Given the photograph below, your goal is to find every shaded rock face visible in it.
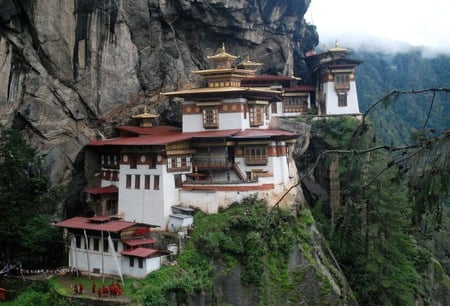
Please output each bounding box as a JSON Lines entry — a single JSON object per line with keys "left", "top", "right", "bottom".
{"left": 0, "top": 0, "right": 318, "bottom": 187}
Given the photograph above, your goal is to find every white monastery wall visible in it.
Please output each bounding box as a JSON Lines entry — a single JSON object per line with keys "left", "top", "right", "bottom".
{"left": 323, "top": 81, "right": 360, "bottom": 115}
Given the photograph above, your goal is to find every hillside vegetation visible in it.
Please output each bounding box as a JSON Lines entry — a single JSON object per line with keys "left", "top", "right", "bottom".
{"left": 299, "top": 115, "right": 449, "bottom": 305}
{"left": 355, "top": 50, "right": 450, "bottom": 144}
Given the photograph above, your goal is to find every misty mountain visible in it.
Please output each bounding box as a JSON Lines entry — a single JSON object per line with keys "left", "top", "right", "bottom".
{"left": 353, "top": 49, "right": 450, "bottom": 144}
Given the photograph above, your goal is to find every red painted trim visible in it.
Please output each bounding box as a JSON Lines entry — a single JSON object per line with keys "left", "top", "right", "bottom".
{"left": 182, "top": 183, "right": 274, "bottom": 191}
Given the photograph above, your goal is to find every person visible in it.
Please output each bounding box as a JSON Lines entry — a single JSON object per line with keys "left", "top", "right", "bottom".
{"left": 102, "top": 284, "right": 108, "bottom": 296}
{"left": 92, "top": 282, "right": 96, "bottom": 294}
{"left": 97, "top": 288, "right": 102, "bottom": 298}
{"left": 79, "top": 283, "right": 83, "bottom": 294}
{"left": 109, "top": 283, "right": 116, "bottom": 296}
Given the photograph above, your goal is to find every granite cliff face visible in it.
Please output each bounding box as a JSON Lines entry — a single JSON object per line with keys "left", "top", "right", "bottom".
{"left": 0, "top": 0, "right": 318, "bottom": 186}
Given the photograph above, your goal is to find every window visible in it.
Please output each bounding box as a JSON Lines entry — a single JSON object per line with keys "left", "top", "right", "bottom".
{"left": 107, "top": 199, "right": 117, "bottom": 215}
{"left": 126, "top": 175, "right": 132, "bottom": 188}
{"left": 249, "top": 105, "right": 265, "bottom": 126}
{"left": 338, "top": 92, "right": 347, "bottom": 107}
{"left": 93, "top": 238, "right": 99, "bottom": 251}
{"left": 129, "top": 257, "right": 134, "bottom": 267}
{"left": 334, "top": 74, "right": 350, "bottom": 90}
{"left": 284, "top": 97, "right": 308, "bottom": 113}
{"left": 113, "top": 240, "right": 118, "bottom": 252}
{"left": 144, "top": 175, "right": 150, "bottom": 190}
{"left": 103, "top": 239, "right": 109, "bottom": 252}
{"left": 202, "top": 107, "right": 218, "bottom": 128}
{"left": 135, "top": 175, "right": 140, "bottom": 189}
{"left": 244, "top": 146, "right": 268, "bottom": 165}
{"left": 271, "top": 102, "right": 277, "bottom": 114}
{"left": 174, "top": 174, "right": 182, "bottom": 188}
{"left": 138, "top": 258, "right": 144, "bottom": 269}
{"left": 154, "top": 175, "right": 160, "bottom": 190}
{"left": 130, "top": 155, "right": 137, "bottom": 169}
{"left": 148, "top": 156, "right": 156, "bottom": 169}
{"left": 75, "top": 236, "right": 81, "bottom": 248}
{"left": 167, "top": 156, "right": 191, "bottom": 172}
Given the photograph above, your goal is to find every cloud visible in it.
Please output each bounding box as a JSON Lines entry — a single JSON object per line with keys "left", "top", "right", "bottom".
{"left": 306, "top": 0, "right": 450, "bottom": 56}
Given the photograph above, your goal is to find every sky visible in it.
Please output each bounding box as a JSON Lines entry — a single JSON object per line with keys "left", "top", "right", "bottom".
{"left": 305, "top": 0, "right": 450, "bottom": 54}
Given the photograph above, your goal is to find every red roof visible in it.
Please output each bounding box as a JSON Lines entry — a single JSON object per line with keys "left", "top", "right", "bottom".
{"left": 88, "top": 128, "right": 244, "bottom": 147}
{"left": 88, "top": 132, "right": 192, "bottom": 146}
{"left": 55, "top": 216, "right": 137, "bottom": 233}
{"left": 88, "top": 216, "right": 112, "bottom": 222}
{"left": 233, "top": 128, "right": 299, "bottom": 139}
{"left": 84, "top": 185, "right": 118, "bottom": 195}
{"left": 121, "top": 247, "right": 159, "bottom": 258}
{"left": 283, "top": 85, "right": 315, "bottom": 92}
{"left": 187, "top": 129, "right": 241, "bottom": 138}
{"left": 122, "top": 237, "right": 157, "bottom": 247}
{"left": 117, "top": 125, "right": 181, "bottom": 136}
{"left": 87, "top": 121, "right": 298, "bottom": 147}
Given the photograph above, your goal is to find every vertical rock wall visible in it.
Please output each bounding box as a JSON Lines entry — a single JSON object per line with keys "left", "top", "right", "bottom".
{"left": 0, "top": 0, "right": 318, "bottom": 186}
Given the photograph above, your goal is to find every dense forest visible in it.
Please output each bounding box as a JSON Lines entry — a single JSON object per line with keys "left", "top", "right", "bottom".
{"left": 302, "top": 48, "right": 450, "bottom": 305}
{"left": 354, "top": 49, "right": 450, "bottom": 144}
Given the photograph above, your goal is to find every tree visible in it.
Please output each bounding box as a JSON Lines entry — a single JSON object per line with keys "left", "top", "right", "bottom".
{"left": 0, "top": 127, "right": 62, "bottom": 266}
{"left": 300, "top": 95, "right": 449, "bottom": 305}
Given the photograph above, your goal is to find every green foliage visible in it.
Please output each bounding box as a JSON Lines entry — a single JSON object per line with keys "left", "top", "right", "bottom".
{"left": 127, "top": 243, "right": 215, "bottom": 306}
{"left": 0, "top": 127, "right": 63, "bottom": 267}
{"left": 306, "top": 117, "right": 445, "bottom": 305}
{"left": 3, "top": 281, "right": 67, "bottom": 306}
{"left": 310, "top": 116, "right": 360, "bottom": 149}
{"left": 128, "top": 197, "right": 329, "bottom": 305}
{"left": 355, "top": 50, "right": 450, "bottom": 145}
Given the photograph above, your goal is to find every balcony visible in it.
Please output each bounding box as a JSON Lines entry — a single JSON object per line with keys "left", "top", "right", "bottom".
{"left": 191, "top": 158, "right": 231, "bottom": 171}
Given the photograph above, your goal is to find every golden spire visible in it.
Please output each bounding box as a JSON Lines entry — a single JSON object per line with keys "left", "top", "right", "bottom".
{"left": 132, "top": 106, "right": 159, "bottom": 127}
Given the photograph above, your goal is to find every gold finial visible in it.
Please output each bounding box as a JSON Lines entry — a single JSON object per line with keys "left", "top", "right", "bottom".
{"left": 335, "top": 40, "right": 339, "bottom": 48}
{"left": 222, "top": 42, "right": 226, "bottom": 52}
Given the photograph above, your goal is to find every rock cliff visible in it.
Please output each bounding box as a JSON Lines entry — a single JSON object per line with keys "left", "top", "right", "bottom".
{"left": 0, "top": 0, "right": 318, "bottom": 186}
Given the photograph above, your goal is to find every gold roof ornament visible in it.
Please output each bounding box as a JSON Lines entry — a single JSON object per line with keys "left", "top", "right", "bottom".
{"left": 329, "top": 40, "right": 348, "bottom": 52}
{"left": 207, "top": 43, "right": 239, "bottom": 69}
{"left": 207, "top": 43, "right": 239, "bottom": 60}
{"left": 132, "top": 106, "right": 159, "bottom": 127}
{"left": 239, "top": 55, "right": 262, "bottom": 71}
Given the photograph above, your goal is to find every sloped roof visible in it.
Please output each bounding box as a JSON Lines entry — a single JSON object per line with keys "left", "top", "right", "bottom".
{"left": 116, "top": 125, "right": 181, "bottom": 136}
{"left": 55, "top": 216, "right": 137, "bottom": 233}
{"left": 283, "top": 85, "right": 316, "bottom": 92}
{"left": 87, "top": 124, "right": 298, "bottom": 147}
{"left": 122, "top": 237, "right": 157, "bottom": 247}
{"left": 120, "top": 247, "right": 159, "bottom": 258}
{"left": 232, "top": 128, "right": 299, "bottom": 139}
{"left": 162, "top": 86, "right": 280, "bottom": 97}
{"left": 84, "top": 185, "right": 118, "bottom": 195}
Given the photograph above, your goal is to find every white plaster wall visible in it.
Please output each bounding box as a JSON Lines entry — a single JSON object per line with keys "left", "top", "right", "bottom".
{"left": 323, "top": 81, "right": 360, "bottom": 115}
{"left": 182, "top": 114, "right": 204, "bottom": 132}
{"left": 161, "top": 170, "right": 182, "bottom": 225}
{"left": 118, "top": 164, "right": 165, "bottom": 226}
{"left": 121, "top": 256, "right": 161, "bottom": 278}
{"left": 179, "top": 185, "right": 296, "bottom": 214}
{"left": 179, "top": 190, "right": 219, "bottom": 213}
{"left": 69, "top": 248, "right": 122, "bottom": 276}
{"left": 219, "top": 112, "right": 248, "bottom": 130}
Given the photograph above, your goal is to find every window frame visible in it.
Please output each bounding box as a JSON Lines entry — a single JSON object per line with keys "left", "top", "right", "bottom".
{"left": 126, "top": 174, "right": 132, "bottom": 189}
{"left": 153, "top": 175, "right": 160, "bottom": 190}
{"left": 249, "top": 105, "right": 265, "bottom": 126}
{"left": 202, "top": 106, "right": 219, "bottom": 128}
{"left": 134, "top": 174, "right": 140, "bottom": 189}
{"left": 244, "top": 146, "right": 268, "bottom": 165}
{"left": 337, "top": 91, "right": 348, "bottom": 107}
